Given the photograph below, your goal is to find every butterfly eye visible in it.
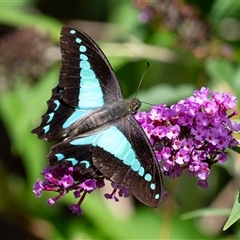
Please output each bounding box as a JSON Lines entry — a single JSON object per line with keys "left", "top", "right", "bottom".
{"left": 132, "top": 108, "right": 138, "bottom": 114}
{"left": 130, "top": 98, "right": 141, "bottom": 114}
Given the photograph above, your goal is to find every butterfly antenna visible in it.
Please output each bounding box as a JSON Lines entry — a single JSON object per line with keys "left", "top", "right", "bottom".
{"left": 140, "top": 100, "right": 152, "bottom": 106}
{"left": 134, "top": 62, "right": 150, "bottom": 99}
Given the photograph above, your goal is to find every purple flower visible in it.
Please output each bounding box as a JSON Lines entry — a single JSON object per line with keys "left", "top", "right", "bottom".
{"left": 134, "top": 87, "right": 240, "bottom": 188}
{"left": 33, "top": 164, "right": 106, "bottom": 215}
{"left": 79, "top": 179, "right": 96, "bottom": 193}
{"left": 182, "top": 139, "right": 193, "bottom": 152}
{"left": 69, "top": 204, "right": 83, "bottom": 216}
{"left": 48, "top": 198, "right": 56, "bottom": 205}
{"left": 218, "top": 152, "right": 228, "bottom": 163}
{"left": 161, "top": 147, "right": 172, "bottom": 161}
{"left": 197, "top": 180, "right": 209, "bottom": 189}
{"left": 204, "top": 101, "right": 218, "bottom": 117}
{"left": 59, "top": 175, "right": 74, "bottom": 188}
{"left": 33, "top": 179, "right": 43, "bottom": 197}
{"left": 166, "top": 125, "right": 180, "bottom": 139}
{"left": 104, "top": 192, "right": 119, "bottom": 202}
{"left": 33, "top": 163, "right": 129, "bottom": 215}
{"left": 73, "top": 190, "right": 81, "bottom": 198}
{"left": 175, "top": 149, "right": 189, "bottom": 164}
{"left": 104, "top": 182, "right": 130, "bottom": 202}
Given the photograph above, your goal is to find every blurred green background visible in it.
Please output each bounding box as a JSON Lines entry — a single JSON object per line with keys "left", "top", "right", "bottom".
{"left": 0, "top": 0, "right": 240, "bottom": 239}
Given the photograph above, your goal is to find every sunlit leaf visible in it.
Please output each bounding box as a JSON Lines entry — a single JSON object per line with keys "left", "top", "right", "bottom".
{"left": 223, "top": 190, "right": 240, "bottom": 230}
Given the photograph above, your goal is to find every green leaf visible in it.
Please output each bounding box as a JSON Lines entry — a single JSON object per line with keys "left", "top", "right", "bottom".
{"left": 230, "top": 146, "right": 240, "bottom": 155}
{"left": 223, "top": 190, "right": 240, "bottom": 230}
{"left": 205, "top": 59, "right": 235, "bottom": 84}
{"left": 0, "top": 66, "right": 59, "bottom": 187}
{"left": 181, "top": 208, "right": 230, "bottom": 220}
{"left": 0, "top": 3, "right": 62, "bottom": 41}
{"left": 210, "top": 0, "right": 240, "bottom": 24}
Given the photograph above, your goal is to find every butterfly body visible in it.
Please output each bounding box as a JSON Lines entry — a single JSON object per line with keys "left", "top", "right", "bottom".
{"left": 32, "top": 26, "right": 163, "bottom": 207}
{"left": 66, "top": 98, "right": 141, "bottom": 138}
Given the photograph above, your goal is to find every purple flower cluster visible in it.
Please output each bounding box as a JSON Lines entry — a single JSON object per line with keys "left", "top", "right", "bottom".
{"left": 135, "top": 87, "right": 240, "bottom": 188}
{"left": 33, "top": 164, "right": 129, "bottom": 215}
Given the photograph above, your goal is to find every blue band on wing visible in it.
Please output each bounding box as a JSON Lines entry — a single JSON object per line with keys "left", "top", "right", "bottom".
{"left": 42, "top": 29, "right": 105, "bottom": 133}
{"left": 43, "top": 100, "right": 61, "bottom": 134}
{"left": 62, "top": 109, "right": 88, "bottom": 129}
{"left": 60, "top": 29, "right": 105, "bottom": 130}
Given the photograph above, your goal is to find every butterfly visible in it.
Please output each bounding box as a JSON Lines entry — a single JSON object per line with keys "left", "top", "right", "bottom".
{"left": 32, "top": 26, "right": 163, "bottom": 207}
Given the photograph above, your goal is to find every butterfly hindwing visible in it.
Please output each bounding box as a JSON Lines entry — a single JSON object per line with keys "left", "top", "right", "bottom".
{"left": 92, "top": 116, "right": 163, "bottom": 207}
{"left": 49, "top": 142, "right": 101, "bottom": 177}
{"left": 32, "top": 26, "right": 122, "bottom": 141}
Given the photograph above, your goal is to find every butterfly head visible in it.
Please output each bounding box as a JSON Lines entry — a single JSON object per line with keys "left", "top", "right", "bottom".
{"left": 129, "top": 98, "right": 141, "bottom": 114}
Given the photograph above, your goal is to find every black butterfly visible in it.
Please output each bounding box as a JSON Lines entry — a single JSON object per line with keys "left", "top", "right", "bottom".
{"left": 32, "top": 26, "right": 163, "bottom": 207}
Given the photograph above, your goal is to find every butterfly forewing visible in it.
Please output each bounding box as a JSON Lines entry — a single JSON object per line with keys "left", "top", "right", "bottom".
{"left": 60, "top": 26, "right": 123, "bottom": 106}
{"left": 32, "top": 26, "right": 122, "bottom": 141}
